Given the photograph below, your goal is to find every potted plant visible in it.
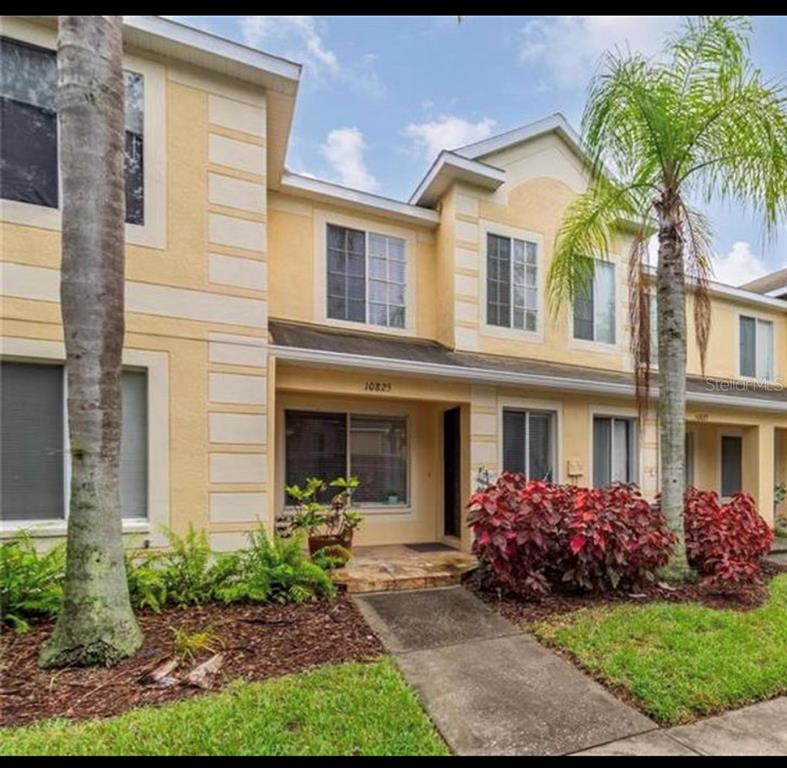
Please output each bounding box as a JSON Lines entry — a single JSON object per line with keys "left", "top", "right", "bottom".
{"left": 285, "top": 476, "right": 363, "bottom": 556}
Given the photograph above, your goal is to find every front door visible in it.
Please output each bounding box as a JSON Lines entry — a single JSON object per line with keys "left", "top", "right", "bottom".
{"left": 443, "top": 407, "right": 461, "bottom": 538}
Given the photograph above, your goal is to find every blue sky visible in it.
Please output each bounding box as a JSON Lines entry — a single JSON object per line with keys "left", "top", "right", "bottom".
{"left": 175, "top": 15, "right": 786, "bottom": 285}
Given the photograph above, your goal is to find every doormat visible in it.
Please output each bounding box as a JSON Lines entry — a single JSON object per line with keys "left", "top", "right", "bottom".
{"left": 406, "top": 542, "right": 456, "bottom": 553}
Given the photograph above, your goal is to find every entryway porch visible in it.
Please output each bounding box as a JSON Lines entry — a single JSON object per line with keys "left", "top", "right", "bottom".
{"left": 333, "top": 543, "right": 478, "bottom": 594}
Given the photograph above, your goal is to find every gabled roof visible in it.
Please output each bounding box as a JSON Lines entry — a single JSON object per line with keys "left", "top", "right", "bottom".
{"left": 740, "top": 266, "right": 787, "bottom": 299}
{"left": 454, "top": 113, "right": 586, "bottom": 163}
{"left": 409, "top": 113, "right": 590, "bottom": 208}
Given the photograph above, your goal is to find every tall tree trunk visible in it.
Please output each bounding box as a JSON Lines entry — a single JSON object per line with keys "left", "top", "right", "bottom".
{"left": 655, "top": 192, "right": 693, "bottom": 580}
{"left": 40, "top": 16, "right": 142, "bottom": 668}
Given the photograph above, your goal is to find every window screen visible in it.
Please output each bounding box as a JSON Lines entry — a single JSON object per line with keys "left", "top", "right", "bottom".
{"left": 574, "top": 260, "right": 615, "bottom": 343}
{"left": 0, "top": 36, "right": 144, "bottom": 222}
{"left": 739, "top": 316, "right": 756, "bottom": 378}
{"left": 502, "top": 409, "right": 555, "bottom": 481}
{"left": 721, "top": 436, "right": 742, "bottom": 498}
{"left": 350, "top": 415, "right": 407, "bottom": 504}
{"left": 573, "top": 271, "right": 594, "bottom": 340}
{"left": 1, "top": 362, "right": 64, "bottom": 520}
{"left": 327, "top": 225, "right": 366, "bottom": 323}
{"left": 120, "top": 370, "right": 148, "bottom": 518}
{"left": 593, "top": 416, "right": 635, "bottom": 487}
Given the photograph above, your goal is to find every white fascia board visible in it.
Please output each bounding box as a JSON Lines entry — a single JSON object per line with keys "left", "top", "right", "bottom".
{"left": 642, "top": 265, "right": 787, "bottom": 312}
{"left": 270, "top": 345, "right": 787, "bottom": 414}
{"left": 123, "top": 16, "right": 301, "bottom": 95}
{"left": 765, "top": 286, "right": 787, "bottom": 299}
{"left": 280, "top": 172, "right": 439, "bottom": 227}
{"left": 409, "top": 151, "right": 506, "bottom": 207}
{"left": 454, "top": 113, "right": 586, "bottom": 163}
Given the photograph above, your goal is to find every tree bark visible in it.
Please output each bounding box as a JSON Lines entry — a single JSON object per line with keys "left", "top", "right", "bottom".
{"left": 655, "top": 191, "right": 693, "bottom": 580}
{"left": 40, "top": 16, "right": 142, "bottom": 667}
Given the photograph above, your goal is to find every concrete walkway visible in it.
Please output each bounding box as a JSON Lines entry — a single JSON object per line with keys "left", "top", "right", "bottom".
{"left": 353, "top": 587, "right": 656, "bottom": 755}
{"left": 575, "top": 697, "right": 787, "bottom": 756}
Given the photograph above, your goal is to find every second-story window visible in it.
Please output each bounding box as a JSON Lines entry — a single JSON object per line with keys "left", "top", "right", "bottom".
{"left": 326, "top": 224, "right": 406, "bottom": 329}
{"left": 739, "top": 315, "right": 774, "bottom": 380}
{"left": 573, "top": 259, "right": 615, "bottom": 344}
{"left": 486, "top": 233, "right": 538, "bottom": 331}
{"left": 0, "top": 36, "right": 145, "bottom": 225}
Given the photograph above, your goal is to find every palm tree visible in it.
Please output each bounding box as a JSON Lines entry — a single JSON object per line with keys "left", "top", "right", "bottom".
{"left": 40, "top": 16, "right": 142, "bottom": 667}
{"left": 547, "top": 16, "right": 787, "bottom": 578}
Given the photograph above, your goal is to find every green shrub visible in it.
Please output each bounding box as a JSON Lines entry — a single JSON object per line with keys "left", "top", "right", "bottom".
{"left": 157, "top": 525, "right": 240, "bottom": 607}
{"left": 1, "top": 524, "right": 335, "bottom": 632}
{"left": 218, "top": 529, "right": 336, "bottom": 604}
{"left": 312, "top": 544, "right": 352, "bottom": 571}
{"left": 125, "top": 550, "right": 167, "bottom": 612}
{"left": 0, "top": 532, "right": 65, "bottom": 631}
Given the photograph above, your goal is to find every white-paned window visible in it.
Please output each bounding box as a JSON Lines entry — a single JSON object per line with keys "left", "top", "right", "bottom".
{"left": 486, "top": 233, "right": 538, "bottom": 331}
{"left": 573, "top": 260, "right": 616, "bottom": 344}
{"left": 326, "top": 224, "right": 406, "bottom": 329}
{"left": 739, "top": 315, "right": 774, "bottom": 380}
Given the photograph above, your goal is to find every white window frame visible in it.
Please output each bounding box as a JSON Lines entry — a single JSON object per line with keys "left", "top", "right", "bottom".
{"left": 479, "top": 220, "right": 544, "bottom": 342}
{"left": 0, "top": 339, "right": 170, "bottom": 544}
{"left": 314, "top": 210, "right": 417, "bottom": 337}
{"left": 589, "top": 409, "right": 639, "bottom": 488}
{"left": 0, "top": 19, "right": 167, "bottom": 249}
{"left": 737, "top": 312, "right": 776, "bottom": 382}
{"left": 282, "top": 408, "right": 411, "bottom": 510}
{"left": 570, "top": 258, "right": 619, "bottom": 350}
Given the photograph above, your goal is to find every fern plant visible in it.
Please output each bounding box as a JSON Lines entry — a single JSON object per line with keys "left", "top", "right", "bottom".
{"left": 0, "top": 532, "right": 65, "bottom": 632}
{"left": 218, "top": 528, "right": 335, "bottom": 604}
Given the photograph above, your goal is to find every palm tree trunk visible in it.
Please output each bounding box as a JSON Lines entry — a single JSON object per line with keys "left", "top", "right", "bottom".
{"left": 40, "top": 16, "right": 142, "bottom": 667}
{"left": 655, "top": 192, "right": 693, "bottom": 580}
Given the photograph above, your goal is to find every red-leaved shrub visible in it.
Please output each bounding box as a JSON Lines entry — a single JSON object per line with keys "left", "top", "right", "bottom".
{"left": 468, "top": 475, "right": 675, "bottom": 596}
{"left": 564, "top": 484, "right": 677, "bottom": 590}
{"left": 683, "top": 487, "right": 773, "bottom": 587}
{"left": 467, "top": 474, "right": 576, "bottom": 596}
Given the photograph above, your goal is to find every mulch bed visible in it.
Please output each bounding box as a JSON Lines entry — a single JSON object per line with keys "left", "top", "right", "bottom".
{"left": 465, "top": 559, "right": 787, "bottom": 626}
{"left": 0, "top": 596, "right": 383, "bottom": 729}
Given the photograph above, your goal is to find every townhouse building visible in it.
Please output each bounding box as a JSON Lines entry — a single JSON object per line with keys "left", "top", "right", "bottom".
{"left": 1, "top": 16, "right": 785, "bottom": 552}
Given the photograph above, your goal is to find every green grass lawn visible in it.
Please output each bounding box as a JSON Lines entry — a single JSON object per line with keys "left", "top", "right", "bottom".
{"left": 0, "top": 658, "right": 448, "bottom": 756}
{"left": 532, "top": 574, "right": 787, "bottom": 726}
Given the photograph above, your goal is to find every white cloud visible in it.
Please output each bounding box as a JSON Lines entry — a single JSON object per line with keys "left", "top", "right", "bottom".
{"left": 520, "top": 16, "right": 679, "bottom": 88}
{"left": 404, "top": 115, "right": 496, "bottom": 161}
{"left": 240, "top": 16, "right": 339, "bottom": 76}
{"left": 238, "top": 16, "right": 384, "bottom": 99}
{"left": 321, "top": 127, "right": 378, "bottom": 192}
{"left": 711, "top": 241, "right": 769, "bottom": 287}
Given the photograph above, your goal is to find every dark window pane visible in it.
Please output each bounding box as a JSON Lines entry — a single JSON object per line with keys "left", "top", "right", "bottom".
{"left": 124, "top": 130, "right": 144, "bottom": 225}
{"left": 502, "top": 410, "right": 526, "bottom": 475}
{"left": 574, "top": 271, "right": 594, "bottom": 340}
{"left": 593, "top": 417, "right": 611, "bottom": 487}
{"left": 739, "top": 316, "right": 756, "bottom": 377}
{"left": 0, "top": 97, "right": 58, "bottom": 207}
{"left": 285, "top": 411, "right": 347, "bottom": 504}
{"left": 1, "top": 362, "right": 64, "bottom": 520}
{"left": 487, "top": 234, "right": 512, "bottom": 328}
{"left": 721, "top": 436, "right": 742, "bottom": 497}
{"left": 350, "top": 415, "right": 407, "bottom": 504}
{"left": 326, "top": 224, "right": 366, "bottom": 322}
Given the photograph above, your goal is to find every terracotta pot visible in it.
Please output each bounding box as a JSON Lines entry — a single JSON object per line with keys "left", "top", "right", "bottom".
{"left": 308, "top": 532, "right": 353, "bottom": 556}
